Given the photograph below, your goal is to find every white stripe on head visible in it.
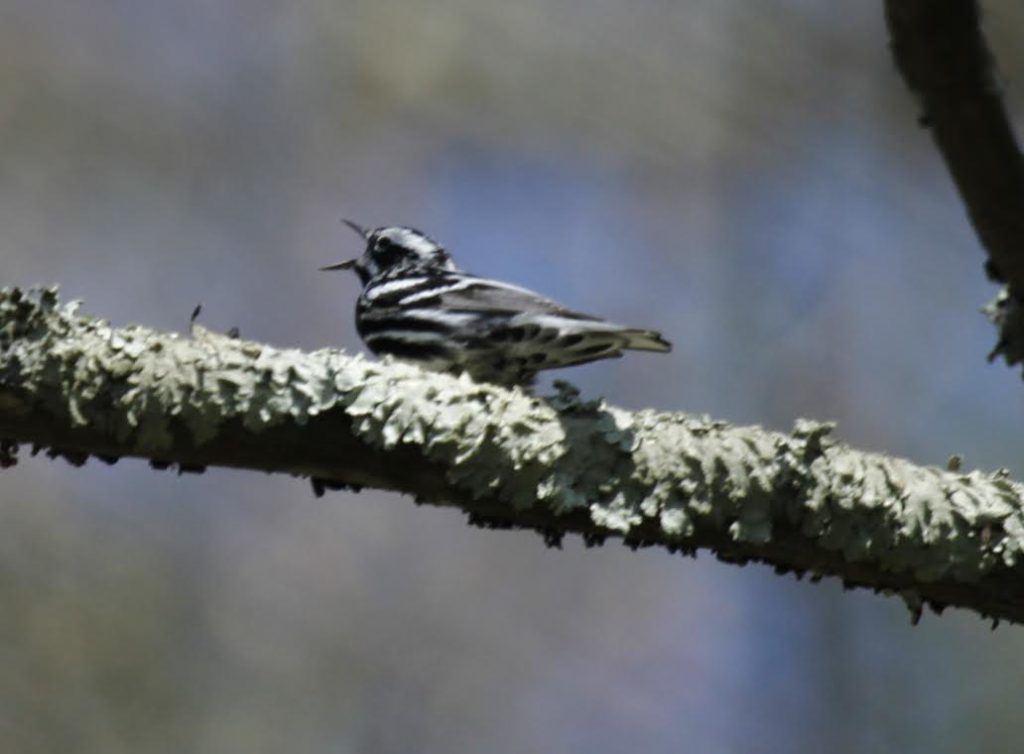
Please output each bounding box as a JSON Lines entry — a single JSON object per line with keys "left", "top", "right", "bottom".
{"left": 365, "top": 226, "right": 458, "bottom": 277}
{"left": 386, "top": 228, "right": 442, "bottom": 258}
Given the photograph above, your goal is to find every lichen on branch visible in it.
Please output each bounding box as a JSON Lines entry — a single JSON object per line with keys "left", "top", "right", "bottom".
{"left": 3, "top": 286, "right": 1024, "bottom": 624}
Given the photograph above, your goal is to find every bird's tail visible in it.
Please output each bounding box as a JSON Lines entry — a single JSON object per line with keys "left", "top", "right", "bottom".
{"left": 620, "top": 328, "right": 672, "bottom": 353}
{"left": 542, "top": 323, "right": 671, "bottom": 370}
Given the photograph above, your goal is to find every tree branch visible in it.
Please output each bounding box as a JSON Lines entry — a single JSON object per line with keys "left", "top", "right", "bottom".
{"left": 884, "top": 0, "right": 1024, "bottom": 367}
{"left": 3, "top": 287, "right": 1024, "bottom": 624}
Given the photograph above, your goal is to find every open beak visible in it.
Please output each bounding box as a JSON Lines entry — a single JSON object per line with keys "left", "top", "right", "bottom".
{"left": 319, "top": 258, "right": 358, "bottom": 271}
{"left": 341, "top": 219, "right": 369, "bottom": 238}
{"left": 320, "top": 218, "right": 369, "bottom": 271}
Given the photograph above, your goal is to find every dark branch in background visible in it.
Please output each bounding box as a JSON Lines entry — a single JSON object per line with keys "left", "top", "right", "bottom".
{"left": 4, "top": 288, "right": 1024, "bottom": 626}
{"left": 884, "top": 0, "right": 1024, "bottom": 367}
{"left": 885, "top": 0, "right": 1024, "bottom": 288}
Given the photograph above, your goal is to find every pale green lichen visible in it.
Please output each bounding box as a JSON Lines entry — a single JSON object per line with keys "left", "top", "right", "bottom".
{"left": 4, "top": 286, "right": 1024, "bottom": 601}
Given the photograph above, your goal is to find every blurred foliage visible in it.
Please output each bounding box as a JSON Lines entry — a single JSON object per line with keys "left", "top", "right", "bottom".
{"left": 3, "top": 1, "right": 1024, "bottom": 752}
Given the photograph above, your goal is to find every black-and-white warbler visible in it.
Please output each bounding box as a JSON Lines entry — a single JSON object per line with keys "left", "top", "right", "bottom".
{"left": 321, "top": 221, "right": 671, "bottom": 386}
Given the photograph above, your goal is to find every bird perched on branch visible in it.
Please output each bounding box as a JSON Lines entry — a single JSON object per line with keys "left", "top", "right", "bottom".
{"left": 321, "top": 221, "right": 671, "bottom": 386}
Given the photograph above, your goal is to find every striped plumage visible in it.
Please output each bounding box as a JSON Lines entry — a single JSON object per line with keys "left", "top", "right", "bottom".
{"left": 322, "top": 222, "right": 671, "bottom": 386}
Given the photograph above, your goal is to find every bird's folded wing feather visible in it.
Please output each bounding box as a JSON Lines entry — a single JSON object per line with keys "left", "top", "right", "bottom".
{"left": 406, "top": 274, "right": 601, "bottom": 320}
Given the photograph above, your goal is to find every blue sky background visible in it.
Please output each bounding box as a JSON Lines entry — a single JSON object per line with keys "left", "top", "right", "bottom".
{"left": 3, "top": 1, "right": 1024, "bottom": 751}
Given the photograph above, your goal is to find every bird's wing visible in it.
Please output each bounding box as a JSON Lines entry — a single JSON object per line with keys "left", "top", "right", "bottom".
{"left": 397, "top": 272, "right": 598, "bottom": 319}
{"left": 404, "top": 273, "right": 670, "bottom": 359}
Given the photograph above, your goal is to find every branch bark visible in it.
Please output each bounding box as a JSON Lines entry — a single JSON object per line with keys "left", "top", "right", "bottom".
{"left": 3, "top": 287, "right": 1024, "bottom": 624}
{"left": 884, "top": 0, "right": 1024, "bottom": 366}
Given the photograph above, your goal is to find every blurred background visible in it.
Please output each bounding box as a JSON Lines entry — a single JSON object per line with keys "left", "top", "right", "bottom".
{"left": 2, "top": 1, "right": 1024, "bottom": 752}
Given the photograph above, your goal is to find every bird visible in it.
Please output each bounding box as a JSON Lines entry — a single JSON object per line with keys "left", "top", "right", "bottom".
{"left": 321, "top": 221, "right": 671, "bottom": 386}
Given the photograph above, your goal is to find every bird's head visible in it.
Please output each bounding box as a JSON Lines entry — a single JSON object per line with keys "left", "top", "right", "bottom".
{"left": 321, "top": 221, "right": 456, "bottom": 285}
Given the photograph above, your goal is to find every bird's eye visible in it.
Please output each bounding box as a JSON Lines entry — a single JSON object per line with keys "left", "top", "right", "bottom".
{"left": 376, "top": 238, "right": 393, "bottom": 251}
